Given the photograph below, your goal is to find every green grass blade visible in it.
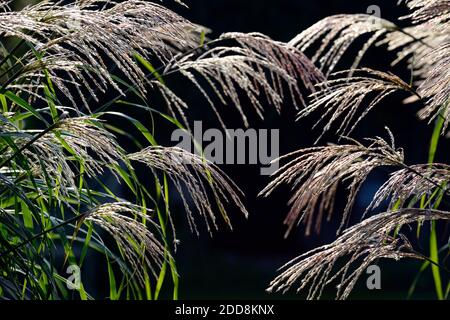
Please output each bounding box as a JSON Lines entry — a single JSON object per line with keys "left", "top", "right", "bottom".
{"left": 427, "top": 110, "right": 445, "bottom": 300}
{"left": 134, "top": 53, "right": 165, "bottom": 85}
{"left": 4, "top": 91, "right": 48, "bottom": 125}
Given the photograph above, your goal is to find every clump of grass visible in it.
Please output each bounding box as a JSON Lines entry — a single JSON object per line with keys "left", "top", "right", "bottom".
{"left": 0, "top": 0, "right": 322, "bottom": 300}
{"left": 263, "top": 0, "right": 450, "bottom": 300}
{"left": 267, "top": 209, "right": 449, "bottom": 300}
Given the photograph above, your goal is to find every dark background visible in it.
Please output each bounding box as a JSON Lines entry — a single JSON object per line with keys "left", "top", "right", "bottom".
{"left": 139, "top": 0, "right": 449, "bottom": 300}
